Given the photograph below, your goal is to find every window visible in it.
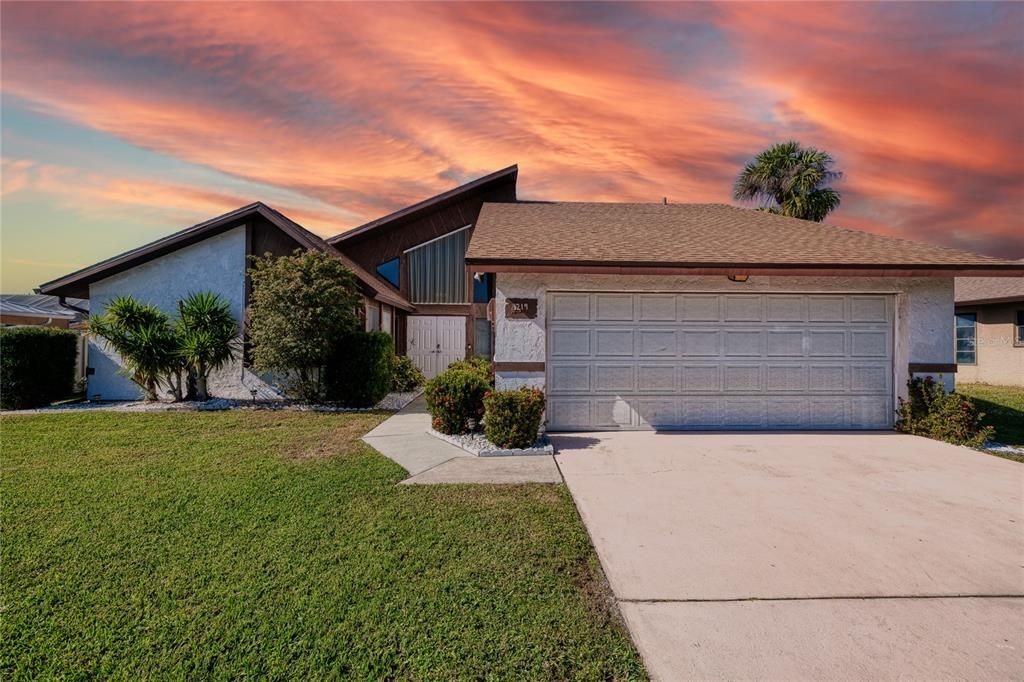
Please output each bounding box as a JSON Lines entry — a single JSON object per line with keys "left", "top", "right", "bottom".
{"left": 955, "top": 312, "right": 976, "bottom": 364}
{"left": 406, "top": 228, "right": 468, "bottom": 304}
{"left": 1016, "top": 310, "right": 1024, "bottom": 347}
{"left": 473, "top": 273, "right": 493, "bottom": 304}
{"left": 474, "top": 318, "right": 493, "bottom": 358}
{"left": 376, "top": 258, "right": 400, "bottom": 288}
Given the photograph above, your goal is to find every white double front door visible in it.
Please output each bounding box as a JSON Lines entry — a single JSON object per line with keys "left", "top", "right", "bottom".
{"left": 407, "top": 316, "right": 466, "bottom": 379}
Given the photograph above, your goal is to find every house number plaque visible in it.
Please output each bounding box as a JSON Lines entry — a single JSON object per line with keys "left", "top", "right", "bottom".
{"left": 505, "top": 298, "right": 538, "bottom": 319}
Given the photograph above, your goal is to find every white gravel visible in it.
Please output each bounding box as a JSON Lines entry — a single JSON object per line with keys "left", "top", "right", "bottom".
{"left": 427, "top": 428, "right": 553, "bottom": 457}
{"left": 2, "top": 391, "right": 422, "bottom": 415}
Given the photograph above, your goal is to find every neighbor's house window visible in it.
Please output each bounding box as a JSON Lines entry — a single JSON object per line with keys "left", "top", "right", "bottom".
{"left": 955, "top": 312, "right": 977, "bottom": 364}
{"left": 406, "top": 227, "right": 469, "bottom": 304}
{"left": 376, "top": 258, "right": 400, "bottom": 289}
{"left": 1016, "top": 310, "right": 1024, "bottom": 347}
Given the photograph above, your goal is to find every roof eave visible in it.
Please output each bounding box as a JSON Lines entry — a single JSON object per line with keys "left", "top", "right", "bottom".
{"left": 465, "top": 258, "right": 1024, "bottom": 278}
{"left": 326, "top": 165, "right": 518, "bottom": 245}
{"left": 955, "top": 295, "right": 1024, "bottom": 306}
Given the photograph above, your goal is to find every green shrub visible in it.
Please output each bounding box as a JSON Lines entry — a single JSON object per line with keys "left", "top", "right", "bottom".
{"left": 896, "top": 376, "right": 994, "bottom": 448}
{"left": 483, "top": 387, "right": 546, "bottom": 449}
{"left": 446, "top": 357, "right": 494, "bottom": 386}
{"left": 324, "top": 331, "right": 395, "bottom": 407}
{"left": 0, "top": 327, "right": 78, "bottom": 409}
{"left": 424, "top": 367, "right": 490, "bottom": 434}
{"left": 390, "top": 355, "right": 425, "bottom": 392}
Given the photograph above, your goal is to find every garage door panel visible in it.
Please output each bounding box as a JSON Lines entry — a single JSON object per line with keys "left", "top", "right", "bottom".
{"left": 723, "top": 365, "right": 762, "bottom": 392}
{"left": 767, "top": 330, "right": 804, "bottom": 356}
{"left": 638, "top": 294, "right": 676, "bottom": 321}
{"left": 681, "top": 330, "right": 720, "bottom": 356}
{"left": 595, "top": 329, "right": 633, "bottom": 356}
{"left": 546, "top": 292, "right": 893, "bottom": 431}
{"left": 681, "top": 365, "right": 720, "bottom": 391}
{"left": 638, "top": 365, "right": 676, "bottom": 391}
{"left": 724, "top": 330, "right": 762, "bottom": 356}
{"left": 638, "top": 329, "right": 676, "bottom": 356}
{"left": 595, "top": 294, "right": 634, "bottom": 321}
{"left": 550, "top": 328, "right": 591, "bottom": 356}
{"left": 724, "top": 295, "right": 763, "bottom": 321}
{"left": 550, "top": 293, "right": 590, "bottom": 320}
{"left": 594, "top": 365, "right": 635, "bottom": 392}
{"left": 680, "top": 295, "right": 720, "bottom": 321}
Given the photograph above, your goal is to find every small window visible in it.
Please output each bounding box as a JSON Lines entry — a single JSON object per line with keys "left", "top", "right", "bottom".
{"left": 473, "top": 273, "right": 493, "bottom": 304}
{"left": 955, "top": 312, "right": 977, "bottom": 365}
{"left": 376, "top": 258, "right": 400, "bottom": 288}
{"left": 1016, "top": 310, "right": 1024, "bottom": 347}
{"left": 474, "top": 318, "right": 493, "bottom": 358}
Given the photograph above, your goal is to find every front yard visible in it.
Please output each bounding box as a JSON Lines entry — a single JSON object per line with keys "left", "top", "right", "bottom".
{"left": 1, "top": 411, "right": 644, "bottom": 680}
{"left": 957, "top": 383, "right": 1024, "bottom": 461}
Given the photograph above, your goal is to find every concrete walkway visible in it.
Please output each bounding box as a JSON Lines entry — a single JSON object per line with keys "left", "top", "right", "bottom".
{"left": 553, "top": 430, "right": 1024, "bottom": 680}
{"left": 363, "top": 397, "right": 561, "bottom": 484}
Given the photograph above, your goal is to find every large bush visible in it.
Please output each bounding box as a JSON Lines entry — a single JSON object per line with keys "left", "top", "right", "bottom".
{"left": 390, "top": 355, "right": 425, "bottom": 392}
{"left": 247, "top": 250, "right": 362, "bottom": 401}
{"left": 446, "top": 357, "right": 494, "bottom": 386}
{"left": 483, "top": 387, "right": 546, "bottom": 449}
{"left": 0, "top": 327, "right": 78, "bottom": 409}
{"left": 424, "top": 367, "right": 490, "bottom": 434}
{"left": 324, "top": 331, "right": 394, "bottom": 407}
{"left": 896, "top": 376, "right": 993, "bottom": 448}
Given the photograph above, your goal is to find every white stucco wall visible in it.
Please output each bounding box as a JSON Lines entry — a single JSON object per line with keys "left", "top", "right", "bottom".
{"left": 87, "top": 226, "right": 281, "bottom": 401}
{"left": 494, "top": 273, "right": 955, "bottom": 399}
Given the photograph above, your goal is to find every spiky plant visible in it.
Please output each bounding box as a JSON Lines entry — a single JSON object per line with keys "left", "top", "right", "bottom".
{"left": 176, "top": 292, "right": 238, "bottom": 401}
{"left": 89, "top": 296, "right": 178, "bottom": 401}
{"left": 733, "top": 141, "right": 842, "bottom": 222}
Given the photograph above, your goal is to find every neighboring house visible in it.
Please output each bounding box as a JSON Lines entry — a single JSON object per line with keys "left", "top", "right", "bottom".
{"left": 0, "top": 294, "right": 88, "bottom": 328}
{"left": 38, "top": 165, "right": 1024, "bottom": 425}
{"left": 954, "top": 277, "right": 1024, "bottom": 386}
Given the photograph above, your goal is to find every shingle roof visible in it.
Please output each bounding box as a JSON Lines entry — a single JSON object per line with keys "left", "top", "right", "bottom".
{"left": 466, "top": 202, "right": 1023, "bottom": 273}
{"left": 955, "top": 276, "right": 1024, "bottom": 304}
{"left": 38, "top": 203, "right": 412, "bottom": 310}
{"left": 0, "top": 294, "right": 88, "bottom": 320}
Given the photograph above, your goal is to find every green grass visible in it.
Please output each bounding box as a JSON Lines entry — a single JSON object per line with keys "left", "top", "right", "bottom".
{"left": 957, "top": 383, "right": 1024, "bottom": 462}
{"left": 1, "top": 411, "right": 645, "bottom": 680}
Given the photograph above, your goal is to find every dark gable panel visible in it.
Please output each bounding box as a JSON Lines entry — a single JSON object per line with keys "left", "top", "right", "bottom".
{"left": 250, "top": 215, "right": 305, "bottom": 258}
{"left": 337, "top": 182, "right": 516, "bottom": 275}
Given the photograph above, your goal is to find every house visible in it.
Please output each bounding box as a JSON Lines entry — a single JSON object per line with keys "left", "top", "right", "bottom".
{"left": 39, "top": 166, "right": 1023, "bottom": 424}
{"left": 1, "top": 294, "right": 88, "bottom": 328}
{"left": 954, "top": 277, "right": 1024, "bottom": 386}
{"left": 464, "top": 201, "right": 1023, "bottom": 430}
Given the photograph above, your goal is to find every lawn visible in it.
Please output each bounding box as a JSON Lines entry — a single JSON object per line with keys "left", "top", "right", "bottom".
{"left": 957, "top": 383, "right": 1024, "bottom": 461}
{"left": 1, "top": 411, "right": 645, "bottom": 680}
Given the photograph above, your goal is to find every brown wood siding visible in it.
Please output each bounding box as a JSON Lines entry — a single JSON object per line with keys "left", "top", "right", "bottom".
{"left": 251, "top": 216, "right": 306, "bottom": 258}
{"left": 336, "top": 182, "right": 516, "bottom": 301}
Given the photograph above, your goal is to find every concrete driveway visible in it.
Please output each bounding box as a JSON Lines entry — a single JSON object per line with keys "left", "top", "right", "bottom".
{"left": 553, "top": 432, "right": 1024, "bottom": 680}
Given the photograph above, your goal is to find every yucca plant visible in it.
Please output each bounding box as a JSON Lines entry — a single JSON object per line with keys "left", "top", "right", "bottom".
{"left": 176, "top": 292, "right": 238, "bottom": 401}
{"left": 90, "top": 296, "right": 178, "bottom": 401}
{"left": 733, "top": 140, "right": 842, "bottom": 222}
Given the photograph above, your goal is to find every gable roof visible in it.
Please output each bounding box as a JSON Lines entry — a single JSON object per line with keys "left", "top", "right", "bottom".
{"left": 38, "top": 202, "right": 412, "bottom": 310}
{"left": 466, "top": 202, "right": 1024, "bottom": 276}
{"left": 1, "top": 294, "right": 89, "bottom": 321}
{"left": 955, "top": 276, "right": 1024, "bottom": 305}
{"left": 327, "top": 165, "right": 518, "bottom": 245}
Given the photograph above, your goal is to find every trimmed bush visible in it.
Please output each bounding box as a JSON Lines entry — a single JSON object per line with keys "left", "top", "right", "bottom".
{"left": 1, "top": 327, "right": 78, "bottom": 409}
{"left": 425, "top": 367, "right": 490, "bottom": 434}
{"left": 896, "top": 376, "right": 993, "bottom": 448}
{"left": 324, "top": 331, "right": 395, "bottom": 407}
{"left": 391, "top": 355, "right": 425, "bottom": 392}
{"left": 483, "top": 387, "right": 546, "bottom": 449}
{"left": 446, "top": 357, "right": 494, "bottom": 386}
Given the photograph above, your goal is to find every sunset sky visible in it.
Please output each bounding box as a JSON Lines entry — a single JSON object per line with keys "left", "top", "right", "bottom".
{"left": 2, "top": 1, "right": 1022, "bottom": 293}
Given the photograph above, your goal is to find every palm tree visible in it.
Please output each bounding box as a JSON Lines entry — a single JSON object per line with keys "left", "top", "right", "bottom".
{"left": 733, "top": 141, "right": 842, "bottom": 222}
{"left": 90, "top": 296, "right": 178, "bottom": 401}
{"left": 176, "top": 292, "right": 238, "bottom": 401}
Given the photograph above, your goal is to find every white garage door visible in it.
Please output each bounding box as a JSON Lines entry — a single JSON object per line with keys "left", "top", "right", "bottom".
{"left": 546, "top": 292, "right": 894, "bottom": 431}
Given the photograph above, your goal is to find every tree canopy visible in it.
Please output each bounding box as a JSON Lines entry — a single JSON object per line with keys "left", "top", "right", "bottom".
{"left": 733, "top": 141, "right": 842, "bottom": 222}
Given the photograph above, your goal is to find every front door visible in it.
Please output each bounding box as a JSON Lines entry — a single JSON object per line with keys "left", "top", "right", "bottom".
{"left": 407, "top": 316, "right": 466, "bottom": 379}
